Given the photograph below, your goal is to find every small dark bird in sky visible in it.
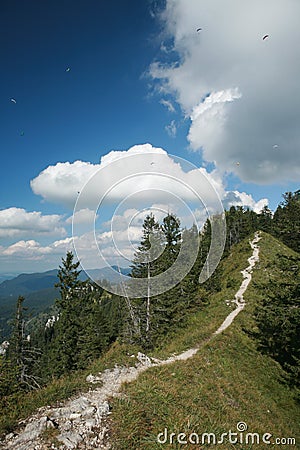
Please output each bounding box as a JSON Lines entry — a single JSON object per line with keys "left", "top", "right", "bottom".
{"left": 262, "top": 34, "right": 269, "bottom": 41}
{"left": 196, "top": 28, "right": 202, "bottom": 32}
{"left": 150, "top": 162, "right": 155, "bottom": 165}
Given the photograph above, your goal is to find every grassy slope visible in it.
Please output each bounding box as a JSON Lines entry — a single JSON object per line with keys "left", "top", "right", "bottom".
{"left": 108, "top": 233, "right": 300, "bottom": 449}
{"left": 1, "top": 233, "right": 299, "bottom": 448}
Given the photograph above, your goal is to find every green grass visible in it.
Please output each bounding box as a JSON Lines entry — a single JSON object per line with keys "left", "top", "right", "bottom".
{"left": 109, "top": 233, "right": 300, "bottom": 449}
{"left": 150, "top": 237, "right": 252, "bottom": 360}
{"left": 1, "top": 233, "right": 299, "bottom": 449}
{"left": 39, "top": 427, "right": 60, "bottom": 448}
{"left": 109, "top": 327, "right": 299, "bottom": 449}
{"left": 241, "top": 231, "right": 300, "bottom": 335}
{"left": 0, "top": 371, "right": 85, "bottom": 437}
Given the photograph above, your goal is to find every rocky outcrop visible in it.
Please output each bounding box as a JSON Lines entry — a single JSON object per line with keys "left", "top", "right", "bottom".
{"left": 1, "top": 354, "right": 159, "bottom": 450}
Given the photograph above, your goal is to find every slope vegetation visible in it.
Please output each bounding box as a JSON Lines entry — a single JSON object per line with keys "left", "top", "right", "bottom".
{"left": 1, "top": 232, "right": 299, "bottom": 449}
{"left": 109, "top": 232, "right": 299, "bottom": 449}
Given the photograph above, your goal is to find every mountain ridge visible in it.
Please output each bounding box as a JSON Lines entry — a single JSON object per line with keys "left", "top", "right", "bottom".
{"left": 1, "top": 232, "right": 299, "bottom": 448}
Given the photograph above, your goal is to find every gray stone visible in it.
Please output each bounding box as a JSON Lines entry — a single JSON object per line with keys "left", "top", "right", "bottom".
{"left": 22, "top": 416, "right": 48, "bottom": 440}
{"left": 69, "top": 413, "right": 82, "bottom": 421}
{"left": 97, "top": 401, "right": 110, "bottom": 418}
{"left": 81, "top": 406, "right": 96, "bottom": 417}
{"left": 86, "top": 373, "right": 102, "bottom": 383}
{"left": 69, "top": 396, "right": 91, "bottom": 413}
{"left": 4, "top": 433, "right": 15, "bottom": 441}
{"left": 84, "top": 418, "right": 96, "bottom": 430}
{"left": 57, "top": 431, "right": 83, "bottom": 449}
{"left": 136, "top": 352, "right": 152, "bottom": 366}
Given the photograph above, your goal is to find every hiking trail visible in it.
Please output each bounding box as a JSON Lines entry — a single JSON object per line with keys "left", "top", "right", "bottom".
{"left": 1, "top": 232, "right": 261, "bottom": 450}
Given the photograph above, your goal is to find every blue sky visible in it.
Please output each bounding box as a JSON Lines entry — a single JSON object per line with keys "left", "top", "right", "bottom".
{"left": 0, "top": 0, "right": 299, "bottom": 274}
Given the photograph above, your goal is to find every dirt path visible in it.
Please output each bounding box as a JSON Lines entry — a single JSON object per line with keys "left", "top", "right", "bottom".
{"left": 214, "top": 231, "right": 261, "bottom": 334}
{"left": 1, "top": 233, "right": 261, "bottom": 450}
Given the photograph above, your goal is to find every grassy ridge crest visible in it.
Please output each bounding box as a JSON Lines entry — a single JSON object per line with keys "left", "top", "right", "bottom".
{"left": 109, "top": 232, "right": 300, "bottom": 449}
{"left": 1, "top": 232, "right": 299, "bottom": 449}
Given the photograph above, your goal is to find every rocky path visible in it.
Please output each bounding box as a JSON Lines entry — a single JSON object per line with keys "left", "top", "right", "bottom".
{"left": 1, "top": 233, "right": 261, "bottom": 450}
{"left": 214, "top": 231, "right": 261, "bottom": 334}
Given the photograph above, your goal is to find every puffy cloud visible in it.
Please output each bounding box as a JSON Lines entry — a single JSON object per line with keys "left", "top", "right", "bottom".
{"left": 0, "top": 207, "right": 66, "bottom": 238}
{"left": 150, "top": 0, "right": 300, "bottom": 183}
{"left": 2, "top": 240, "right": 52, "bottom": 257}
{"left": 30, "top": 143, "right": 267, "bottom": 223}
{"left": 102, "top": 209, "right": 138, "bottom": 231}
{"left": 66, "top": 208, "right": 97, "bottom": 225}
{"left": 98, "top": 228, "right": 142, "bottom": 248}
{"left": 0, "top": 236, "right": 75, "bottom": 261}
{"left": 99, "top": 143, "right": 166, "bottom": 167}
{"left": 0, "top": 187, "right": 267, "bottom": 269}
{"left": 31, "top": 144, "right": 225, "bottom": 211}
{"left": 223, "top": 191, "right": 268, "bottom": 213}
{"left": 30, "top": 161, "right": 98, "bottom": 207}
{"left": 30, "top": 144, "right": 166, "bottom": 208}
{"left": 51, "top": 236, "right": 74, "bottom": 250}
{"left": 188, "top": 89, "right": 242, "bottom": 157}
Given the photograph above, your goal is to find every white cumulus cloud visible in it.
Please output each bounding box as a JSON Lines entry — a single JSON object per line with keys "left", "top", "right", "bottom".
{"left": 2, "top": 240, "right": 52, "bottom": 257}
{"left": 66, "top": 208, "right": 98, "bottom": 225}
{"left": 30, "top": 143, "right": 226, "bottom": 210}
{"left": 0, "top": 208, "right": 66, "bottom": 238}
{"left": 30, "top": 143, "right": 268, "bottom": 223}
{"left": 150, "top": 0, "right": 300, "bottom": 183}
{"left": 30, "top": 160, "right": 99, "bottom": 207}
{"left": 223, "top": 191, "right": 268, "bottom": 213}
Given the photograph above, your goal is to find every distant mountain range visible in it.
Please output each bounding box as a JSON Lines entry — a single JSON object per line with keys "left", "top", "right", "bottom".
{"left": 0, "top": 266, "right": 130, "bottom": 338}
{"left": 0, "top": 270, "right": 59, "bottom": 298}
{"left": 0, "top": 273, "right": 19, "bottom": 284}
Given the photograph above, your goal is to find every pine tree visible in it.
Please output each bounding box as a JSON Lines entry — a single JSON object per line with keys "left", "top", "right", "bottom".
{"left": 258, "top": 205, "right": 273, "bottom": 232}
{"left": 40, "top": 252, "right": 126, "bottom": 377}
{"left": 101, "top": 292, "right": 125, "bottom": 343}
{"left": 7, "top": 296, "right": 41, "bottom": 390}
{"left": 130, "top": 213, "right": 162, "bottom": 346}
{"left": 253, "top": 254, "right": 300, "bottom": 388}
{"left": 76, "top": 281, "right": 110, "bottom": 367}
{"left": 272, "top": 190, "right": 300, "bottom": 252}
{"left": 0, "top": 354, "right": 21, "bottom": 396}
{"left": 131, "top": 213, "right": 161, "bottom": 278}
{"left": 226, "top": 206, "right": 243, "bottom": 249}
{"left": 129, "top": 213, "right": 204, "bottom": 348}
{"left": 50, "top": 252, "right": 83, "bottom": 375}
{"left": 55, "top": 251, "right": 82, "bottom": 309}
{"left": 178, "top": 224, "right": 200, "bottom": 299}
{"left": 161, "top": 213, "right": 181, "bottom": 256}
{"left": 150, "top": 214, "right": 183, "bottom": 345}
